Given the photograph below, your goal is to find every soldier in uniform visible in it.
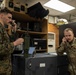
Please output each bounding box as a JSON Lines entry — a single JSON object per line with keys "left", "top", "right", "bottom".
{"left": 56, "top": 28, "right": 76, "bottom": 75}
{"left": 0, "top": 8, "right": 24, "bottom": 75}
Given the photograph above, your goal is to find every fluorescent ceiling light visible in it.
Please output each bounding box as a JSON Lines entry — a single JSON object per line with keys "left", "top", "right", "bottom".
{"left": 44, "top": 0, "right": 75, "bottom": 13}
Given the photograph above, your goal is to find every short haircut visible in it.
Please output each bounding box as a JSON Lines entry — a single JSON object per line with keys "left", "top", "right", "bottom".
{"left": 0, "top": 7, "right": 12, "bottom": 14}
{"left": 64, "top": 28, "right": 73, "bottom": 33}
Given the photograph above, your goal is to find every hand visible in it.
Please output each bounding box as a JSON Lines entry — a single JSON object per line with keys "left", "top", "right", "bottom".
{"left": 7, "top": 24, "right": 12, "bottom": 35}
{"left": 13, "top": 38, "right": 24, "bottom": 46}
{"left": 62, "top": 37, "right": 67, "bottom": 44}
{"left": 11, "top": 20, "right": 17, "bottom": 32}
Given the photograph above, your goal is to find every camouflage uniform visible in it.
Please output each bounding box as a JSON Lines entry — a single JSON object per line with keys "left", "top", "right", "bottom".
{"left": 56, "top": 38, "right": 76, "bottom": 75}
{"left": 0, "top": 23, "right": 14, "bottom": 75}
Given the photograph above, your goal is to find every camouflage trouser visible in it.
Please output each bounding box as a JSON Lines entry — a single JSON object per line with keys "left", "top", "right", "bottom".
{"left": 0, "top": 73, "right": 6, "bottom": 75}
{"left": 0, "top": 72, "right": 12, "bottom": 75}
{"left": 0, "top": 72, "right": 11, "bottom": 75}
{"left": 0, "top": 64, "right": 12, "bottom": 75}
{"left": 69, "top": 64, "right": 76, "bottom": 75}
{"left": 70, "top": 71, "right": 76, "bottom": 75}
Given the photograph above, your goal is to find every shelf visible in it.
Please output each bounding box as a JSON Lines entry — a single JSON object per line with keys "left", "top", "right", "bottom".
{"left": 12, "top": 11, "right": 42, "bottom": 22}
{"left": 9, "top": 10, "right": 48, "bottom": 53}
{"left": 17, "top": 30, "right": 47, "bottom": 35}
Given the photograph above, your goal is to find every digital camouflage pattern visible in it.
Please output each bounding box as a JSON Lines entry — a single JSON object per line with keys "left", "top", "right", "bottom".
{"left": 56, "top": 38, "right": 76, "bottom": 75}
{"left": 0, "top": 23, "right": 14, "bottom": 75}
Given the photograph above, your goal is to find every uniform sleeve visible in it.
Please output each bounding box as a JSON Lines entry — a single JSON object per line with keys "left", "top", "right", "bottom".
{"left": 56, "top": 42, "right": 65, "bottom": 55}
{"left": 0, "top": 24, "right": 14, "bottom": 55}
